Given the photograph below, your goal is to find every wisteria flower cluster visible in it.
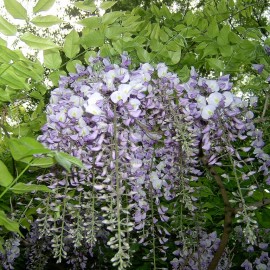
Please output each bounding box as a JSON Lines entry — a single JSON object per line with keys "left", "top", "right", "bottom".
{"left": 232, "top": 226, "right": 270, "bottom": 270}
{"left": 171, "top": 230, "right": 231, "bottom": 269}
{"left": 0, "top": 234, "right": 20, "bottom": 270}
{"left": 26, "top": 53, "right": 270, "bottom": 269}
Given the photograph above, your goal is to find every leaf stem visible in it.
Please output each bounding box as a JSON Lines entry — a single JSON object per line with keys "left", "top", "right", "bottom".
{"left": 0, "top": 163, "right": 31, "bottom": 200}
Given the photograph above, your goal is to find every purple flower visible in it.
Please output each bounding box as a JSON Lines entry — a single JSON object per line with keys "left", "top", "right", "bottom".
{"left": 252, "top": 64, "right": 264, "bottom": 74}
{"left": 241, "top": 259, "right": 253, "bottom": 270}
{"left": 264, "top": 45, "right": 270, "bottom": 55}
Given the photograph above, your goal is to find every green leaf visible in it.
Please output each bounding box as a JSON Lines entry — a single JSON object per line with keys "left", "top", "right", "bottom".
{"left": 31, "top": 157, "right": 56, "bottom": 168}
{"left": 33, "top": 0, "right": 56, "bottom": 13}
{"left": 43, "top": 49, "right": 62, "bottom": 69}
{"left": 136, "top": 48, "right": 151, "bottom": 62}
{"left": 0, "top": 88, "right": 11, "bottom": 102}
{"left": 178, "top": 65, "right": 190, "bottom": 82}
{"left": 100, "top": 1, "right": 117, "bottom": 10}
{"left": 48, "top": 70, "right": 66, "bottom": 86}
{"left": 66, "top": 60, "right": 82, "bottom": 73}
{"left": 256, "top": 209, "right": 270, "bottom": 228}
{"left": 217, "top": 25, "right": 230, "bottom": 45}
{"left": 202, "top": 42, "right": 218, "bottom": 58}
{"left": 4, "top": 0, "right": 27, "bottom": 20}
{"left": 150, "top": 39, "right": 163, "bottom": 52}
{"left": 204, "top": 213, "right": 213, "bottom": 223}
{"left": 0, "top": 16, "right": 17, "bottom": 36}
{"left": 10, "top": 183, "right": 52, "bottom": 194}
{"left": 11, "top": 61, "right": 43, "bottom": 82}
{"left": 8, "top": 137, "right": 47, "bottom": 161}
{"left": 63, "top": 30, "right": 80, "bottom": 59}
{"left": 0, "top": 237, "right": 4, "bottom": 253}
{"left": 54, "top": 151, "right": 83, "bottom": 172}
{"left": 20, "top": 32, "right": 58, "bottom": 50}
{"left": 81, "top": 29, "right": 105, "bottom": 48}
{"left": 0, "top": 64, "right": 29, "bottom": 90}
{"left": 0, "top": 38, "right": 6, "bottom": 46}
{"left": 207, "top": 58, "right": 225, "bottom": 71}
{"left": 150, "top": 23, "right": 160, "bottom": 40}
{"left": 0, "top": 161, "right": 13, "bottom": 187}
{"left": 78, "top": 17, "right": 101, "bottom": 28}
{"left": 207, "top": 19, "right": 219, "bottom": 38}
{"left": 219, "top": 45, "right": 233, "bottom": 57}
{"left": 0, "top": 46, "right": 19, "bottom": 62}
{"left": 228, "top": 32, "right": 241, "bottom": 44}
{"left": 102, "top": 11, "right": 123, "bottom": 25}
{"left": 31, "top": 15, "right": 63, "bottom": 27}
{"left": 54, "top": 152, "right": 72, "bottom": 172}
{"left": 74, "top": 1, "right": 96, "bottom": 12}
{"left": 159, "top": 29, "right": 169, "bottom": 42}
{"left": 203, "top": 202, "right": 216, "bottom": 209}
{"left": 105, "top": 26, "right": 126, "bottom": 40}
{"left": 184, "top": 11, "right": 193, "bottom": 26}
{"left": 84, "top": 51, "right": 97, "bottom": 63}
{"left": 0, "top": 211, "right": 22, "bottom": 235}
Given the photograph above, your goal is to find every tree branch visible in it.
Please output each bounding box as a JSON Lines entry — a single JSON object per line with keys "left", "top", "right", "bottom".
{"left": 205, "top": 164, "right": 235, "bottom": 270}
{"left": 261, "top": 93, "right": 269, "bottom": 118}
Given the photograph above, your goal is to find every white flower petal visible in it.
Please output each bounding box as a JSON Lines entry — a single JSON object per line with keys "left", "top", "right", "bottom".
{"left": 197, "top": 95, "right": 206, "bottom": 108}
{"left": 208, "top": 92, "right": 223, "bottom": 106}
{"left": 85, "top": 104, "right": 103, "bottom": 115}
{"left": 201, "top": 105, "right": 216, "bottom": 120}
{"left": 129, "top": 98, "right": 141, "bottom": 110}
{"left": 223, "top": 91, "right": 234, "bottom": 107}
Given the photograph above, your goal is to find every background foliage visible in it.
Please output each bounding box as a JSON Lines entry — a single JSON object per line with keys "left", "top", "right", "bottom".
{"left": 0, "top": 0, "right": 270, "bottom": 269}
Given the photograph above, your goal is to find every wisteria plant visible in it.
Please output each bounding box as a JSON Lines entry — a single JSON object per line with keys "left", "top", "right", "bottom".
{"left": 16, "top": 53, "right": 269, "bottom": 269}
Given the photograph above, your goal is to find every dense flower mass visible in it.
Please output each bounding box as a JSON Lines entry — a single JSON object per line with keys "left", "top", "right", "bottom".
{"left": 27, "top": 53, "right": 270, "bottom": 269}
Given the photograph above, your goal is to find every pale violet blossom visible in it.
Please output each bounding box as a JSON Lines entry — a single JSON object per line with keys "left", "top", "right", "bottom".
{"left": 250, "top": 96, "right": 258, "bottom": 107}
{"left": 68, "top": 107, "right": 83, "bottom": 119}
{"left": 129, "top": 80, "right": 147, "bottom": 92}
{"left": 206, "top": 79, "right": 220, "bottom": 92}
{"left": 79, "top": 126, "right": 90, "bottom": 137}
{"left": 156, "top": 161, "right": 166, "bottom": 171}
{"left": 157, "top": 63, "right": 168, "bottom": 78}
{"left": 97, "top": 122, "right": 108, "bottom": 132}
{"left": 198, "top": 79, "right": 220, "bottom": 92}
{"left": 78, "top": 118, "right": 87, "bottom": 128}
{"left": 141, "top": 63, "right": 154, "bottom": 72}
{"left": 50, "top": 95, "right": 59, "bottom": 104}
{"left": 104, "top": 69, "right": 117, "bottom": 87}
{"left": 150, "top": 171, "right": 163, "bottom": 190}
{"left": 201, "top": 104, "right": 216, "bottom": 120}
{"left": 231, "top": 96, "right": 243, "bottom": 108}
{"left": 198, "top": 78, "right": 220, "bottom": 92}
{"left": 196, "top": 95, "right": 207, "bottom": 108}
{"left": 117, "top": 68, "right": 130, "bottom": 83}
{"left": 55, "top": 111, "right": 66, "bottom": 122}
{"left": 80, "top": 85, "right": 91, "bottom": 95}
{"left": 70, "top": 95, "right": 84, "bottom": 106}
{"left": 141, "top": 71, "right": 151, "bottom": 82}
{"left": 85, "top": 92, "right": 104, "bottom": 115}
{"left": 131, "top": 159, "right": 143, "bottom": 173}
{"left": 129, "top": 98, "right": 141, "bottom": 111}
{"left": 246, "top": 111, "right": 254, "bottom": 119}
{"left": 208, "top": 92, "right": 223, "bottom": 106}
{"left": 223, "top": 91, "right": 234, "bottom": 107}
{"left": 110, "top": 84, "right": 132, "bottom": 103}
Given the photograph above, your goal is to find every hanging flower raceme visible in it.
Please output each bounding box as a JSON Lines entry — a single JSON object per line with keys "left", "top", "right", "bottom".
{"left": 29, "top": 53, "right": 270, "bottom": 269}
